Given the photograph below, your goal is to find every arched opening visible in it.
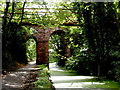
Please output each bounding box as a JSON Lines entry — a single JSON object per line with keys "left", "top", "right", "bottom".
{"left": 49, "top": 35, "right": 61, "bottom": 63}
{"left": 26, "top": 38, "right": 37, "bottom": 62}
{"left": 49, "top": 30, "right": 67, "bottom": 67}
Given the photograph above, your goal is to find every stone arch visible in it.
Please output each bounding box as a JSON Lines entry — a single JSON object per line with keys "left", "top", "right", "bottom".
{"left": 21, "top": 23, "right": 67, "bottom": 65}
{"left": 32, "top": 27, "right": 66, "bottom": 65}
{"left": 26, "top": 35, "right": 37, "bottom": 43}
{"left": 50, "top": 29, "right": 65, "bottom": 36}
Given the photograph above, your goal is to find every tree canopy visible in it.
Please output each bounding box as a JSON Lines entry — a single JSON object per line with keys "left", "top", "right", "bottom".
{"left": 2, "top": 1, "right": 120, "bottom": 82}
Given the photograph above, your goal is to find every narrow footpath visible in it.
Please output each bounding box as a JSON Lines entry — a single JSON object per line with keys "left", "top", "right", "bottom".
{"left": 2, "top": 61, "right": 40, "bottom": 90}
{"left": 49, "top": 62, "right": 120, "bottom": 89}
{"left": 2, "top": 62, "right": 120, "bottom": 89}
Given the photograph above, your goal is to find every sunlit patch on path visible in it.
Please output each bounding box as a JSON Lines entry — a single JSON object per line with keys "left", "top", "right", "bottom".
{"left": 2, "top": 61, "right": 39, "bottom": 89}
{"left": 49, "top": 62, "right": 120, "bottom": 89}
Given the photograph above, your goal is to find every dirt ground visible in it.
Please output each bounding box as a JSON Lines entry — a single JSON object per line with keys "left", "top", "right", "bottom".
{"left": 2, "top": 61, "right": 40, "bottom": 90}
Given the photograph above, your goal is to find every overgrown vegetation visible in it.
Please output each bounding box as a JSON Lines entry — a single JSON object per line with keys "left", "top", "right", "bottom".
{"left": 2, "top": 0, "right": 120, "bottom": 82}
{"left": 49, "top": 34, "right": 67, "bottom": 66}
{"left": 26, "top": 39, "right": 36, "bottom": 61}
{"left": 33, "top": 64, "right": 53, "bottom": 89}
{"left": 63, "top": 2, "right": 120, "bottom": 82}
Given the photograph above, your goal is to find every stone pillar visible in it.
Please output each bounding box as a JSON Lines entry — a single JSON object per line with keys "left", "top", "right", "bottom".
{"left": 36, "top": 41, "right": 49, "bottom": 65}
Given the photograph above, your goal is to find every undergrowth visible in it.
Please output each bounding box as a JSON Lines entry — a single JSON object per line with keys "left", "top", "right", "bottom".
{"left": 33, "top": 64, "right": 53, "bottom": 89}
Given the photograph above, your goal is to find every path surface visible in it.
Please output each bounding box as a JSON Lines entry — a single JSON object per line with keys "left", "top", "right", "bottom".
{"left": 49, "top": 62, "right": 95, "bottom": 88}
{"left": 2, "top": 61, "right": 40, "bottom": 89}
{"left": 2, "top": 62, "right": 120, "bottom": 89}
{"left": 49, "top": 62, "right": 120, "bottom": 89}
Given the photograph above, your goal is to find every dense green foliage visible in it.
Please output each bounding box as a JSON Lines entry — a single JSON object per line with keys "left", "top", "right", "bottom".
{"left": 26, "top": 39, "right": 36, "bottom": 61}
{"left": 2, "top": 1, "right": 120, "bottom": 82}
{"left": 34, "top": 64, "right": 52, "bottom": 89}
{"left": 2, "top": 2, "right": 37, "bottom": 70}
{"left": 2, "top": 23, "right": 28, "bottom": 70}
{"left": 49, "top": 34, "right": 67, "bottom": 66}
{"left": 63, "top": 2, "right": 120, "bottom": 82}
{"left": 49, "top": 35, "right": 61, "bottom": 63}
{"left": 48, "top": 2, "right": 120, "bottom": 82}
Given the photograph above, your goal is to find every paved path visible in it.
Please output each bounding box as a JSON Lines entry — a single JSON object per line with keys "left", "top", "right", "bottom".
{"left": 2, "top": 62, "right": 120, "bottom": 89}
{"left": 49, "top": 62, "right": 120, "bottom": 89}
{"left": 2, "top": 61, "right": 40, "bottom": 90}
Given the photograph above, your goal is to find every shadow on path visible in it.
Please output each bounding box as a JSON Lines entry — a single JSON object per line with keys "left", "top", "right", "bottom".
{"left": 49, "top": 62, "right": 120, "bottom": 89}
{"left": 2, "top": 61, "right": 40, "bottom": 90}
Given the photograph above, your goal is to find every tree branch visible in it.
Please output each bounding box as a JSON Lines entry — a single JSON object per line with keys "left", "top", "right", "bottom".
{"left": 19, "top": 0, "right": 26, "bottom": 26}
{"left": 9, "top": 1, "right": 15, "bottom": 23}
{"left": 2, "top": 2, "right": 10, "bottom": 31}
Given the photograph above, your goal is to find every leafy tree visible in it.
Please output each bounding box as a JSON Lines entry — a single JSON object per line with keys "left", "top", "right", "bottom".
{"left": 2, "top": 1, "right": 120, "bottom": 82}
{"left": 65, "top": 2, "right": 120, "bottom": 81}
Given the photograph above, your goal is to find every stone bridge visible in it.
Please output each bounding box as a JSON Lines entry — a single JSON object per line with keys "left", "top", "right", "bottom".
{"left": 22, "top": 23, "right": 69, "bottom": 65}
